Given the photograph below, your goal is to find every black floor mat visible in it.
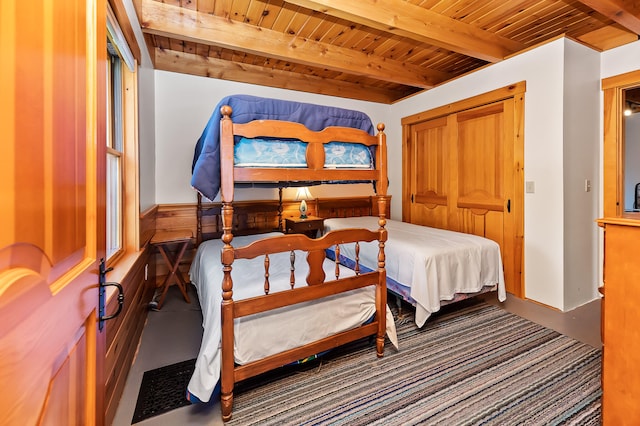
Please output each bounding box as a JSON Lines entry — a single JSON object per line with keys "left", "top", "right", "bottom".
{"left": 131, "top": 358, "right": 196, "bottom": 424}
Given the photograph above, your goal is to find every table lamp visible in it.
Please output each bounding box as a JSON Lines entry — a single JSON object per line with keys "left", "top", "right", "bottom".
{"left": 295, "top": 187, "right": 312, "bottom": 219}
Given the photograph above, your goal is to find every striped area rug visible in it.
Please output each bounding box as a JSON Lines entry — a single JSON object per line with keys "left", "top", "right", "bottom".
{"left": 228, "top": 302, "right": 602, "bottom": 425}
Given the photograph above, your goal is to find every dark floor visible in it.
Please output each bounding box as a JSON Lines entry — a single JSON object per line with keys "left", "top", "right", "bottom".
{"left": 111, "top": 285, "right": 601, "bottom": 425}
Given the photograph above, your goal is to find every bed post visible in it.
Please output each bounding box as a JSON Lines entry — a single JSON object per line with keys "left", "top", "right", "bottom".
{"left": 196, "top": 193, "right": 203, "bottom": 246}
{"left": 375, "top": 123, "right": 388, "bottom": 358}
{"left": 219, "top": 105, "right": 236, "bottom": 421}
{"left": 278, "top": 187, "right": 283, "bottom": 231}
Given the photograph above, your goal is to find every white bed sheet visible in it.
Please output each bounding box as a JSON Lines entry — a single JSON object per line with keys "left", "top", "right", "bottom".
{"left": 323, "top": 217, "right": 507, "bottom": 327}
{"left": 187, "top": 232, "right": 398, "bottom": 403}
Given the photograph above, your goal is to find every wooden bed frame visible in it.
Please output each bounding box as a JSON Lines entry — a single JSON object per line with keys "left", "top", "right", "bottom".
{"left": 210, "top": 105, "right": 389, "bottom": 421}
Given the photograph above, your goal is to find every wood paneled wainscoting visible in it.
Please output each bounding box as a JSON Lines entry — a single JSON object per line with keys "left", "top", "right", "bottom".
{"left": 104, "top": 205, "right": 157, "bottom": 425}
{"left": 154, "top": 195, "right": 391, "bottom": 282}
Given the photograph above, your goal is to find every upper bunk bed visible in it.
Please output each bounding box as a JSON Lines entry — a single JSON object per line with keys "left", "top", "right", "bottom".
{"left": 191, "top": 94, "right": 386, "bottom": 201}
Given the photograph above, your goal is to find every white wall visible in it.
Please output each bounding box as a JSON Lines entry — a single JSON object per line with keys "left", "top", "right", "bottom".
{"left": 138, "top": 66, "right": 156, "bottom": 212}
{"left": 601, "top": 40, "right": 640, "bottom": 79}
{"left": 562, "top": 41, "right": 601, "bottom": 310}
{"left": 387, "top": 39, "right": 569, "bottom": 309}
{"left": 123, "top": 0, "right": 156, "bottom": 211}
{"left": 153, "top": 72, "right": 390, "bottom": 205}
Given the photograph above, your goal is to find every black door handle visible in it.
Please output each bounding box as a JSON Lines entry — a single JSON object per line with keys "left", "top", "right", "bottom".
{"left": 100, "top": 282, "right": 124, "bottom": 322}
{"left": 98, "top": 258, "right": 124, "bottom": 330}
{"left": 507, "top": 199, "right": 511, "bottom": 213}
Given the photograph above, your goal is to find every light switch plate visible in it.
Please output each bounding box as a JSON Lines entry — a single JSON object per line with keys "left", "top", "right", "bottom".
{"left": 525, "top": 181, "right": 535, "bottom": 193}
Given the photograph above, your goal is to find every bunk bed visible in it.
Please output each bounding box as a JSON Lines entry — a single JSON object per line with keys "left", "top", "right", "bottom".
{"left": 188, "top": 95, "right": 395, "bottom": 421}
{"left": 323, "top": 216, "right": 507, "bottom": 328}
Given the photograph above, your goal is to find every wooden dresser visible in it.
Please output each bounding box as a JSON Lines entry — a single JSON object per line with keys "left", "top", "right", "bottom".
{"left": 597, "top": 217, "right": 640, "bottom": 425}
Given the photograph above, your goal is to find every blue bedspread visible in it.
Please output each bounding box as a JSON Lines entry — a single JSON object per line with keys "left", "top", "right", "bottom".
{"left": 191, "top": 95, "right": 375, "bottom": 200}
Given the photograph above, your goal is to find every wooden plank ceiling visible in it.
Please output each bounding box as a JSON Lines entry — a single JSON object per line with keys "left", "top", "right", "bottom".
{"left": 132, "top": 0, "right": 640, "bottom": 104}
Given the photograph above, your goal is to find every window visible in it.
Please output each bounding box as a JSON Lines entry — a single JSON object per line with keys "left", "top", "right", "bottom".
{"left": 106, "top": 4, "right": 138, "bottom": 263}
{"left": 106, "top": 40, "right": 124, "bottom": 259}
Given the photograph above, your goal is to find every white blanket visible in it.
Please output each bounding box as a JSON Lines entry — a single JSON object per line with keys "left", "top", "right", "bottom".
{"left": 323, "top": 217, "right": 507, "bottom": 327}
{"left": 187, "top": 233, "right": 398, "bottom": 403}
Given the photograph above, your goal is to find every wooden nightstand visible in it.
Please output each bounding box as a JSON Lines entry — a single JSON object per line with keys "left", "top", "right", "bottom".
{"left": 150, "top": 229, "right": 193, "bottom": 310}
{"left": 284, "top": 216, "right": 324, "bottom": 238}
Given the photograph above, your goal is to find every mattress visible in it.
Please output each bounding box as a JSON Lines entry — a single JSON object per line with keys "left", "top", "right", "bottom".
{"left": 323, "top": 217, "right": 507, "bottom": 327}
{"left": 187, "top": 232, "right": 398, "bottom": 403}
{"left": 234, "top": 137, "right": 373, "bottom": 168}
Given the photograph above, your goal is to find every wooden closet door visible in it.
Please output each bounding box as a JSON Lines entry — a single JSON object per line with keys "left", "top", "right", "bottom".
{"left": 452, "top": 101, "right": 510, "bottom": 242}
{"left": 451, "top": 100, "right": 517, "bottom": 293}
{"left": 0, "top": 1, "right": 106, "bottom": 425}
{"left": 404, "top": 86, "right": 523, "bottom": 297}
{"left": 409, "top": 117, "right": 450, "bottom": 229}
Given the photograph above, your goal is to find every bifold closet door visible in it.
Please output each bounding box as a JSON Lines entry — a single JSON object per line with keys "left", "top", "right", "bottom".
{"left": 451, "top": 101, "right": 512, "bottom": 248}
{"left": 405, "top": 96, "right": 520, "bottom": 295}
{"left": 408, "top": 116, "right": 450, "bottom": 229}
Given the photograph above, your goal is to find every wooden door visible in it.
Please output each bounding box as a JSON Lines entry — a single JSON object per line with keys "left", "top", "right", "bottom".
{"left": 451, "top": 101, "right": 518, "bottom": 294}
{"left": 0, "top": 1, "right": 106, "bottom": 425}
{"left": 409, "top": 117, "right": 450, "bottom": 229}
{"left": 452, "top": 102, "right": 509, "bottom": 241}
{"left": 403, "top": 84, "right": 524, "bottom": 296}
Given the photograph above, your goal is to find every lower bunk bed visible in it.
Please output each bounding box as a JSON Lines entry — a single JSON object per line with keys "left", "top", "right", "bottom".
{"left": 323, "top": 216, "right": 507, "bottom": 327}
{"left": 186, "top": 233, "right": 398, "bottom": 408}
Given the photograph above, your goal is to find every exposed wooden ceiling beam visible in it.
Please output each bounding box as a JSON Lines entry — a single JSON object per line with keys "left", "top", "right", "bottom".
{"left": 284, "top": 0, "right": 525, "bottom": 63}
{"left": 576, "top": 0, "right": 640, "bottom": 34}
{"left": 576, "top": 24, "right": 639, "bottom": 50}
{"left": 154, "top": 49, "right": 409, "bottom": 104}
{"left": 139, "top": 0, "right": 451, "bottom": 89}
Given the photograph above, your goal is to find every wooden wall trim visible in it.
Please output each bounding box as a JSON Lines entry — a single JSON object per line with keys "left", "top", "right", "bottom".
{"left": 602, "top": 71, "right": 640, "bottom": 218}
{"left": 105, "top": 203, "right": 159, "bottom": 424}
{"left": 602, "top": 69, "right": 640, "bottom": 90}
{"left": 105, "top": 247, "right": 155, "bottom": 425}
{"left": 157, "top": 196, "right": 391, "bottom": 240}
{"left": 401, "top": 81, "right": 526, "bottom": 125}
{"left": 140, "top": 204, "right": 158, "bottom": 248}
{"left": 108, "top": 0, "right": 142, "bottom": 64}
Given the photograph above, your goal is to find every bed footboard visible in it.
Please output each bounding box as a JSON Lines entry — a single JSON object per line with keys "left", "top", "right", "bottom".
{"left": 219, "top": 228, "right": 387, "bottom": 421}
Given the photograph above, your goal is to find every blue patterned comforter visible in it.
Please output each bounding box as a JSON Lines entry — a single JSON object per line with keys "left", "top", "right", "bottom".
{"left": 234, "top": 138, "right": 372, "bottom": 168}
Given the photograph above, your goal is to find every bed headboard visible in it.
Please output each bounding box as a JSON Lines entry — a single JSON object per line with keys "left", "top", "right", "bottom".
{"left": 196, "top": 193, "right": 282, "bottom": 245}
{"left": 315, "top": 196, "right": 391, "bottom": 219}
{"left": 194, "top": 194, "right": 391, "bottom": 245}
